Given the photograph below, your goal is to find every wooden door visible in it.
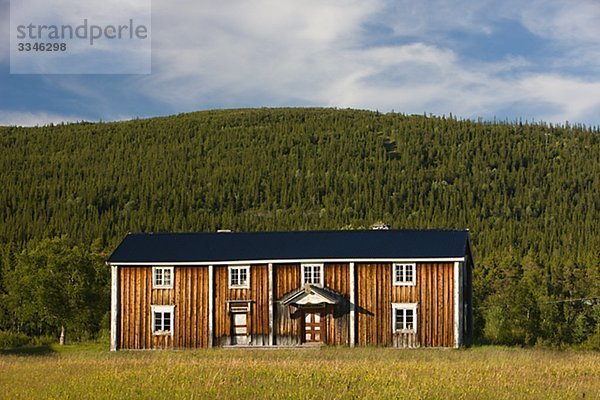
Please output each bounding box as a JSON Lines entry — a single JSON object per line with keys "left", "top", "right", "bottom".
{"left": 303, "top": 311, "right": 324, "bottom": 343}
{"left": 232, "top": 313, "right": 249, "bottom": 345}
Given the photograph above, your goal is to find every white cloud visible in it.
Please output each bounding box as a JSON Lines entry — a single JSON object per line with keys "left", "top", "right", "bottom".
{"left": 517, "top": 75, "right": 600, "bottom": 123}
{"left": 0, "top": 111, "right": 89, "bottom": 126}
{"left": 512, "top": 1, "right": 600, "bottom": 74}
{"left": 144, "top": 0, "right": 382, "bottom": 108}
{"left": 516, "top": 0, "right": 600, "bottom": 44}
{"left": 4, "top": 0, "right": 600, "bottom": 126}
{"left": 323, "top": 45, "right": 600, "bottom": 124}
{"left": 129, "top": 0, "right": 599, "bottom": 125}
{"left": 379, "top": 0, "right": 496, "bottom": 36}
{"left": 318, "top": 43, "right": 514, "bottom": 118}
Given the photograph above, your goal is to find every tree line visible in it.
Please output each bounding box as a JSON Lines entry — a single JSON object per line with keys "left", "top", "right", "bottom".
{"left": 0, "top": 108, "right": 598, "bottom": 347}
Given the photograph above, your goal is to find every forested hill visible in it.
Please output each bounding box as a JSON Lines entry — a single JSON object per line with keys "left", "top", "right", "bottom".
{"left": 0, "top": 108, "right": 598, "bottom": 346}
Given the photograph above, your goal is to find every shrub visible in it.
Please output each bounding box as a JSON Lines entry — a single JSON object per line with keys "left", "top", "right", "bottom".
{"left": 29, "top": 334, "right": 56, "bottom": 346}
{"left": 0, "top": 330, "right": 31, "bottom": 349}
{"left": 582, "top": 331, "right": 600, "bottom": 350}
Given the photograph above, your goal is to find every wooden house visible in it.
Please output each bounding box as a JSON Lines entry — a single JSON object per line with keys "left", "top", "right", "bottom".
{"left": 107, "top": 230, "right": 474, "bottom": 350}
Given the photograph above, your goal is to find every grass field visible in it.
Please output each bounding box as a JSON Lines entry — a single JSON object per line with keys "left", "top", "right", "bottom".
{"left": 0, "top": 345, "right": 598, "bottom": 399}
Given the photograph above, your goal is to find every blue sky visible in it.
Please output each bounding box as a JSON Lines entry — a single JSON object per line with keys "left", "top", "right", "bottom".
{"left": 1, "top": 0, "right": 600, "bottom": 126}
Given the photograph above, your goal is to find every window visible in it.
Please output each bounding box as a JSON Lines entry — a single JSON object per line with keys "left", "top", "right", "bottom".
{"left": 229, "top": 266, "right": 250, "bottom": 289}
{"left": 151, "top": 305, "right": 174, "bottom": 335}
{"left": 302, "top": 263, "right": 323, "bottom": 286}
{"left": 393, "top": 263, "right": 416, "bottom": 286}
{"left": 153, "top": 266, "right": 174, "bottom": 289}
{"left": 392, "top": 303, "right": 417, "bottom": 333}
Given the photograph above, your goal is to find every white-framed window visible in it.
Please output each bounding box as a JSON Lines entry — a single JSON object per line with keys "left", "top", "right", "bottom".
{"left": 392, "top": 303, "right": 417, "bottom": 333}
{"left": 152, "top": 266, "right": 174, "bottom": 289}
{"left": 302, "top": 263, "right": 324, "bottom": 286}
{"left": 228, "top": 266, "right": 250, "bottom": 289}
{"left": 151, "top": 305, "right": 175, "bottom": 336}
{"left": 393, "top": 263, "right": 416, "bottom": 286}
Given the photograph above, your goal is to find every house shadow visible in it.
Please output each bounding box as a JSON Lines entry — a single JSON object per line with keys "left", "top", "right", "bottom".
{"left": 0, "top": 344, "right": 55, "bottom": 356}
{"left": 354, "top": 304, "right": 374, "bottom": 316}
{"left": 288, "top": 300, "right": 374, "bottom": 319}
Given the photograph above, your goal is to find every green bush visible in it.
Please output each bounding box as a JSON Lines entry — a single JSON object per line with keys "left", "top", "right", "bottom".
{"left": 582, "top": 332, "right": 600, "bottom": 350}
{"left": 29, "top": 334, "right": 56, "bottom": 347}
{"left": 0, "top": 330, "right": 31, "bottom": 349}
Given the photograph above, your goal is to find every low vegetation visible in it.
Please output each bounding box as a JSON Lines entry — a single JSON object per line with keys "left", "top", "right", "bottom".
{"left": 0, "top": 346, "right": 598, "bottom": 399}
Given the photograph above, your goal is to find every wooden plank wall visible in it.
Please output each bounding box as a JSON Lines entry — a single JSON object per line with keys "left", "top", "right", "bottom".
{"left": 213, "top": 265, "right": 269, "bottom": 346}
{"left": 173, "top": 267, "right": 210, "bottom": 349}
{"left": 250, "top": 265, "right": 269, "bottom": 343}
{"left": 118, "top": 261, "right": 457, "bottom": 349}
{"left": 324, "top": 263, "right": 350, "bottom": 345}
{"left": 355, "top": 262, "right": 454, "bottom": 347}
{"left": 392, "top": 332, "right": 418, "bottom": 348}
{"left": 119, "top": 266, "right": 209, "bottom": 350}
{"left": 355, "top": 263, "right": 391, "bottom": 346}
{"left": 120, "top": 266, "right": 171, "bottom": 349}
{"left": 273, "top": 264, "right": 301, "bottom": 345}
{"left": 417, "top": 263, "right": 454, "bottom": 347}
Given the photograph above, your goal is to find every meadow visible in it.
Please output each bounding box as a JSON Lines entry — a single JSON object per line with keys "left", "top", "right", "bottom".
{"left": 0, "top": 345, "right": 598, "bottom": 399}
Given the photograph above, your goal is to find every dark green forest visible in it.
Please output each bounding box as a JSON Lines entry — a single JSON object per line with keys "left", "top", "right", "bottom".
{"left": 0, "top": 108, "right": 598, "bottom": 347}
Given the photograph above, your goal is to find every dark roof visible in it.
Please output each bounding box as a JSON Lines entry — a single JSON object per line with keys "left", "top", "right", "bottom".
{"left": 107, "top": 230, "right": 470, "bottom": 264}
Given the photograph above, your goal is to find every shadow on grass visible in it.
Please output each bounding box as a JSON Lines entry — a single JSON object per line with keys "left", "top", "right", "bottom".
{"left": 0, "top": 344, "right": 55, "bottom": 356}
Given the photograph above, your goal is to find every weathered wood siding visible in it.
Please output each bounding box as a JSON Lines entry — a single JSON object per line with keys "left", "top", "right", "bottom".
{"left": 214, "top": 265, "right": 269, "bottom": 346}
{"left": 355, "top": 262, "right": 454, "bottom": 347}
{"left": 273, "top": 264, "right": 301, "bottom": 345}
{"left": 417, "top": 263, "right": 454, "bottom": 347}
{"left": 119, "top": 266, "right": 209, "bottom": 350}
{"left": 173, "top": 267, "right": 210, "bottom": 349}
{"left": 324, "top": 263, "right": 350, "bottom": 346}
{"left": 118, "top": 261, "right": 461, "bottom": 349}
{"left": 355, "top": 263, "right": 390, "bottom": 346}
{"left": 120, "top": 267, "right": 162, "bottom": 349}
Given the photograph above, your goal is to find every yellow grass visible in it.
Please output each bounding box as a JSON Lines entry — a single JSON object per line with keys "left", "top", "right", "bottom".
{"left": 0, "top": 346, "right": 598, "bottom": 399}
